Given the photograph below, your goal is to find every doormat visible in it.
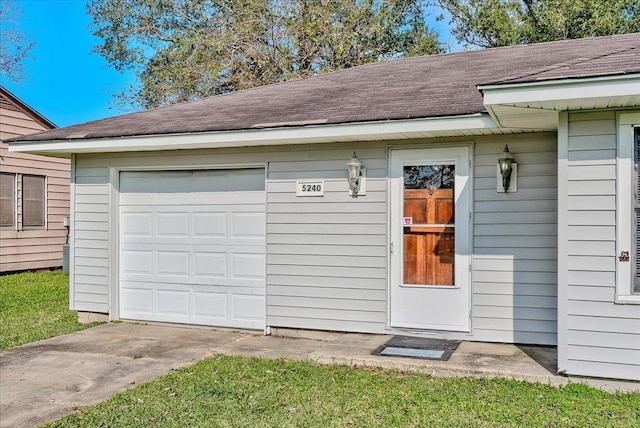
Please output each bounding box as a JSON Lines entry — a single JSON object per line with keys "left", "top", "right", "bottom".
{"left": 372, "top": 336, "right": 461, "bottom": 361}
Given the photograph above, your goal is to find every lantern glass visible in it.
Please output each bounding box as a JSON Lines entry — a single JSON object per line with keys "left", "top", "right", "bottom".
{"left": 497, "top": 145, "right": 515, "bottom": 191}
{"left": 347, "top": 153, "right": 362, "bottom": 192}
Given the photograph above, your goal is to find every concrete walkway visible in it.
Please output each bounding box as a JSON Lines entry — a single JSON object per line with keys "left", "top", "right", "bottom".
{"left": 1, "top": 323, "right": 638, "bottom": 428}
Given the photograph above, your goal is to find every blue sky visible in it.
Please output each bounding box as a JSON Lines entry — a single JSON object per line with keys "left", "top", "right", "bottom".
{"left": 3, "top": 0, "right": 135, "bottom": 127}
{"left": 3, "top": 0, "right": 455, "bottom": 128}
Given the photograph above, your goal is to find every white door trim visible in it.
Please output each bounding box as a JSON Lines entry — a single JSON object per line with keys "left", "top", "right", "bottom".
{"left": 388, "top": 144, "right": 473, "bottom": 332}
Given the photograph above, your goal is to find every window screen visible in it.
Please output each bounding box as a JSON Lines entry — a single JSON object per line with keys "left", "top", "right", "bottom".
{"left": 0, "top": 173, "right": 15, "bottom": 227}
{"left": 22, "top": 175, "right": 45, "bottom": 227}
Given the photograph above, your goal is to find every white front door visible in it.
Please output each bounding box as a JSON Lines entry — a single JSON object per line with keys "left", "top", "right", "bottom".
{"left": 118, "top": 169, "right": 266, "bottom": 330}
{"left": 390, "top": 146, "right": 471, "bottom": 332}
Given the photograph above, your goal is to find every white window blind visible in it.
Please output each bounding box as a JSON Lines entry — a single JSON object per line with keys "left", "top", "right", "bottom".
{"left": 0, "top": 173, "right": 15, "bottom": 228}
{"left": 22, "top": 175, "right": 45, "bottom": 227}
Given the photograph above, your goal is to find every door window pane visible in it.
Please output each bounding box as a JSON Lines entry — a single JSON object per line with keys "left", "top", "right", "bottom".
{"left": 0, "top": 173, "right": 15, "bottom": 227}
{"left": 23, "top": 175, "right": 45, "bottom": 227}
{"left": 403, "top": 165, "right": 455, "bottom": 286}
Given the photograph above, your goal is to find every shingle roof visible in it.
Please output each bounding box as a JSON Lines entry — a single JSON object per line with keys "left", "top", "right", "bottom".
{"left": 12, "top": 33, "right": 640, "bottom": 142}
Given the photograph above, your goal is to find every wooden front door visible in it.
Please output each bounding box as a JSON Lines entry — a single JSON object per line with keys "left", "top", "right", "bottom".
{"left": 390, "top": 147, "right": 471, "bottom": 332}
{"left": 404, "top": 188, "right": 455, "bottom": 286}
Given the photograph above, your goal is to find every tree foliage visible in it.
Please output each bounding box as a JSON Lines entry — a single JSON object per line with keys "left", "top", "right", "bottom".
{"left": 0, "top": 0, "right": 35, "bottom": 83}
{"left": 438, "top": 0, "right": 640, "bottom": 48}
{"left": 87, "top": 0, "right": 441, "bottom": 109}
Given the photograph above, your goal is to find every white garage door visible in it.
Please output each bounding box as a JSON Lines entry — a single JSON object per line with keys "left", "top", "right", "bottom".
{"left": 118, "top": 169, "right": 265, "bottom": 329}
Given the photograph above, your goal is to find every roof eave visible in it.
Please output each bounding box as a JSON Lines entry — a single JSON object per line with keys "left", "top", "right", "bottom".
{"left": 480, "top": 74, "right": 640, "bottom": 129}
{"left": 8, "top": 113, "right": 523, "bottom": 156}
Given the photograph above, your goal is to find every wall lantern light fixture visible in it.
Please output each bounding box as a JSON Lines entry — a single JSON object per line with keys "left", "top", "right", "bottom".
{"left": 497, "top": 145, "right": 517, "bottom": 192}
{"left": 347, "top": 152, "right": 364, "bottom": 196}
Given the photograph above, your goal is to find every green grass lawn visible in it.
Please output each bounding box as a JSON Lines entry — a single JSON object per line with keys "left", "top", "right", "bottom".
{"left": 0, "top": 271, "right": 101, "bottom": 349}
{"left": 43, "top": 355, "right": 639, "bottom": 428}
{"left": 3, "top": 272, "right": 638, "bottom": 427}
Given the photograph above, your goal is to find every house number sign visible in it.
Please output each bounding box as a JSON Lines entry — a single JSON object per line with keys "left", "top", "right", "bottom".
{"left": 296, "top": 180, "right": 325, "bottom": 196}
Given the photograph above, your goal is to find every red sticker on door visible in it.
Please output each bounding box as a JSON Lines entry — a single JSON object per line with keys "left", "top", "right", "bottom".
{"left": 403, "top": 217, "right": 413, "bottom": 225}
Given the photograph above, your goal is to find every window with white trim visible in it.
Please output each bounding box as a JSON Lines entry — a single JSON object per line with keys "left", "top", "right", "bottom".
{"left": 22, "top": 175, "right": 45, "bottom": 228}
{"left": 0, "top": 173, "right": 16, "bottom": 228}
{"left": 617, "top": 112, "right": 640, "bottom": 302}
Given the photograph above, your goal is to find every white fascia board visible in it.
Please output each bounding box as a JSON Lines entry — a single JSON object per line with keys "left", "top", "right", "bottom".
{"left": 9, "top": 114, "right": 499, "bottom": 155}
{"left": 480, "top": 74, "right": 640, "bottom": 107}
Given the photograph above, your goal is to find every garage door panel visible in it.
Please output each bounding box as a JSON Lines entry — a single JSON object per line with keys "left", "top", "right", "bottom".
{"left": 193, "top": 292, "right": 228, "bottom": 319}
{"left": 120, "top": 238, "right": 264, "bottom": 247}
{"left": 119, "top": 169, "right": 265, "bottom": 329}
{"left": 120, "top": 173, "right": 154, "bottom": 194}
{"left": 227, "top": 172, "right": 265, "bottom": 191}
{"left": 120, "top": 246, "right": 265, "bottom": 277}
{"left": 191, "top": 171, "right": 231, "bottom": 192}
{"left": 157, "top": 290, "right": 190, "bottom": 317}
{"left": 155, "top": 172, "right": 191, "bottom": 195}
{"left": 231, "top": 253, "right": 265, "bottom": 279}
{"left": 232, "top": 212, "right": 265, "bottom": 237}
{"left": 156, "top": 251, "right": 190, "bottom": 276}
{"left": 120, "top": 198, "right": 265, "bottom": 206}
{"left": 121, "top": 250, "right": 153, "bottom": 274}
{"left": 120, "top": 287, "right": 153, "bottom": 313}
{"left": 121, "top": 203, "right": 265, "bottom": 211}
{"left": 120, "top": 276, "right": 263, "bottom": 289}
{"left": 121, "top": 243, "right": 264, "bottom": 253}
{"left": 120, "top": 273, "right": 264, "bottom": 288}
{"left": 193, "top": 252, "right": 227, "bottom": 277}
{"left": 193, "top": 213, "right": 227, "bottom": 236}
{"left": 232, "top": 294, "right": 265, "bottom": 320}
{"left": 121, "top": 213, "right": 153, "bottom": 236}
{"left": 157, "top": 213, "right": 189, "bottom": 236}
{"left": 120, "top": 208, "right": 265, "bottom": 239}
{"left": 120, "top": 191, "right": 265, "bottom": 206}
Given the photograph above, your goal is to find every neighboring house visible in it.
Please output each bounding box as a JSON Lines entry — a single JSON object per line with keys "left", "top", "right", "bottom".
{"left": 0, "top": 86, "right": 69, "bottom": 273}
{"left": 8, "top": 33, "right": 640, "bottom": 381}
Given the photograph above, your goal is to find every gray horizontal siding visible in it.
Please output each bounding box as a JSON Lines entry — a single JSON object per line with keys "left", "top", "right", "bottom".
{"left": 265, "top": 144, "right": 388, "bottom": 333}
{"left": 72, "top": 135, "right": 561, "bottom": 344}
{"left": 564, "top": 111, "right": 640, "bottom": 380}
{"left": 472, "top": 134, "right": 558, "bottom": 345}
{"left": 73, "top": 144, "right": 389, "bottom": 332}
{"left": 72, "top": 161, "right": 110, "bottom": 312}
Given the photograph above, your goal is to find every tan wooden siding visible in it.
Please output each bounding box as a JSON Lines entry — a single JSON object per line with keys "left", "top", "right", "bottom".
{"left": 0, "top": 104, "right": 69, "bottom": 273}
{"left": 564, "top": 110, "right": 640, "bottom": 380}
{"left": 0, "top": 107, "right": 49, "bottom": 138}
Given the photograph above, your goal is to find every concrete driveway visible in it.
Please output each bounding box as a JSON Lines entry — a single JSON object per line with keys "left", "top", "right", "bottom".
{"left": 2, "top": 322, "right": 638, "bottom": 427}
{"left": 0, "top": 323, "right": 249, "bottom": 428}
